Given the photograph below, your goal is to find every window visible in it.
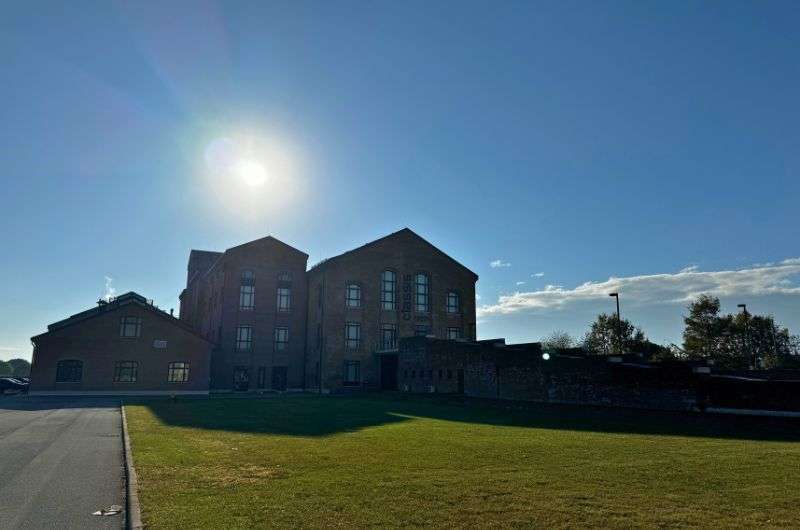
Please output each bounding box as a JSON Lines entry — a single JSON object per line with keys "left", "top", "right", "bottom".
{"left": 343, "top": 361, "right": 361, "bottom": 386}
{"left": 345, "top": 283, "right": 361, "bottom": 308}
{"left": 239, "top": 285, "right": 255, "bottom": 310}
{"left": 55, "top": 360, "right": 82, "bottom": 383}
{"left": 381, "top": 270, "right": 396, "bottom": 310}
{"left": 380, "top": 323, "right": 397, "bottom": 350}
{"left": 447, "top": 327, "right": 462, "bottom": 340}
{"left": 277, "top": 271, "right": 292, "bottom": 282}
{"left": 120, "top": 316, "right": 142, "bottom": 338}
{"left": 236, "top": 326, "right": 253, "bottom": 351}
{"left": 113, "top": 361, "right": 138, "bottom": 383}
{"left": 345, "top": 322, "right": 361, "bottom": 351}
{"left": 153, "top": 339, "right": 167, "bottom": 349}
{"left": 277, "top": 287, "right": 291, "bottom": 312}
{"left": 168, "top": 362, "right": 190, "bottom": 383}
{"left": 414, "top": 324, "right": 430, "bottom": 337}
{"left": 274, "top": 326, "right": 289, "bottom": 351}
{"left": 241, "top": 269, "right": 255, "bottom": 285}
{"left": 415, "top": 273, "right": 429, "bottom": 313}
{"left": 446, "top": 291, "right": 460, "bottom": 313}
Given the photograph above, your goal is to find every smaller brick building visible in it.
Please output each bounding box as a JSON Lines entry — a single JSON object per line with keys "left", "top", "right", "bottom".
{"left": 30, "top": 292, "right": 214, "bottom": 395}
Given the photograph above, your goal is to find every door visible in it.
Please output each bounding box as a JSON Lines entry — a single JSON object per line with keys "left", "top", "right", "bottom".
{"left": 380, "top": 355, "right": 399, "bottom": 391}
{"left": 271, "top": 366, "right": 288, "bottom": 391}
{"left": 457, "top": 369, "right": 464, "bottom": 394}
{"left": 233, "top": 367, "right": 250, "bottom": 391}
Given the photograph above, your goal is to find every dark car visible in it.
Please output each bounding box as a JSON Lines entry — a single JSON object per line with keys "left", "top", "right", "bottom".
{"left": 0, "top": 377, "right": 29, "bottom": 395}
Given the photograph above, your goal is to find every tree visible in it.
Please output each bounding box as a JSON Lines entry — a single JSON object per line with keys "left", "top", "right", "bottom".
{"left": 0, "top": 360, "right": 11, "bottom": 377}
{"left": 582, "top": 313, "right": 646, "bottom": 355}
{"left": 7, "top": 358, "right": 31, "bottom": 378}
{"left": 541, "top": 330, "right": 576, "bottom": 351}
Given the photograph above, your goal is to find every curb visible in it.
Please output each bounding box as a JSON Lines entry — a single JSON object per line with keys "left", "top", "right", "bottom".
{"left": 120, "top": 403, "right": 144, "bottom": 529}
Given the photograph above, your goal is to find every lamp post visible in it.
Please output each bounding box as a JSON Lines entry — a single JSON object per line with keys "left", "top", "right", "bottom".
{"left": 609, "top": 292, "right": 622, "bottom": 355}
{"left": 737, "top": 303, "right": 752, "bottom": 369}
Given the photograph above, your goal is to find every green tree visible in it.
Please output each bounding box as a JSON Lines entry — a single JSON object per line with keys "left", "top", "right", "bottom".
{"left": 0, "top": 360, "right": 11, "bottom": 377}
{"left": 583, "top": 313, "right": 646, "bottom": 355}
{"left": 7, "top": 358, "right": 31, "bottom": 378}
{"left": 541, "top": 330, "right": 576, "bottom": 351}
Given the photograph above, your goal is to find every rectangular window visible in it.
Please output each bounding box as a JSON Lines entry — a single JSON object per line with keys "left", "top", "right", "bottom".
{"left": 278, "top": 271, "right": 292, "bottom": 282}
{"left": 345, "top": 322, "right": 361, "bottom": 351}
{"left": 381, "top": 270, "right": 396, "bottom": 310}
{"left": 113, "top": 361, "right": 138, "bottom": 383}
{"left": 447, "top": 327, "right": 462, "bottom": 340}
{"left": 415, "top": 274, "right": 429, "bottom": 313}
{"left": 274, "top": 326, "right": 289, "bottom": 351}
{"left": 414, "top": 325, "right": 430, "bottom": 337}
{"left": 236, "top": 326, "right": 253, "bottom": 351}
{"left": 446, "top": 291, "right": 460, "bottom": 313}
{"left": 380, "top": 323, "right": 397, "bottom": 350}
{"left": 239, "top": 285, "right": 255, "bottom": 310}
{"left": 343, "top": 361, "right": 361, "bottom": 386}
{"left": 345, "top": 284, "right": 361, "bottom": 308}
{"left": 153, "top": 339, "right": 167, "bottom": 349}
{"left": 277, "top": 287, "right": 292, "bottom": 312}
{"left": 56, "top": 360, "right": 83, "bottom": 383}
{"left": 168, "top": 362, "right": 190, "bottom": 383}
{"left": 241, "top": 269, "right": 255, "bottom": 285}
{"left": 119, "top": 316, "right": 142, "bottom": 338}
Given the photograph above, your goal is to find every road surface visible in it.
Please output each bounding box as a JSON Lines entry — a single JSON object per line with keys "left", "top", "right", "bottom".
{"left": 0, "top": 397, "right": 125, "bottom": 530}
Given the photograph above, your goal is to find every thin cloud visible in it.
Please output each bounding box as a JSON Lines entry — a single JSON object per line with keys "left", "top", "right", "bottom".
{"left": 516, "top": 281, "right": 526, "bottom": 286}
{"left": 679, "top": 265, "right": 698, "bottom": 273}
{"left": 490, "top": 259, "right": 511, "bottom": 268}
{"left": 104, "top": 275, "right": 117, "bottom": 301}
{"left": 478, "top": 259, "right": 800, "bottom": 316}
{"left": 532, "top": 272, "right": 545, "bottom": 278}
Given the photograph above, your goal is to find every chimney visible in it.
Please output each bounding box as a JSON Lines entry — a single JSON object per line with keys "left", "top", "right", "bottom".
{"left": 170, "top": 308, "right": 174, "bottom": 317}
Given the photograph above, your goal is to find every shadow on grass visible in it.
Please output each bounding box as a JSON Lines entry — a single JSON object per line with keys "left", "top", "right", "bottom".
{"left": 125, "top": 393, "right": 800, "bottom": 442}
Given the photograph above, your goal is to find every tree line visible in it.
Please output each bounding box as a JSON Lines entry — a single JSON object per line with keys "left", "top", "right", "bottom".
{"left": 542, "top": 294, "right": 800, "bottom": 370}
{"left": 0, "top": 358, "right": 31, "bottom": 378}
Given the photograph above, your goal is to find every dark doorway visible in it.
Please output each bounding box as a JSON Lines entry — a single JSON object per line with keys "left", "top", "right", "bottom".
{"left": 233, "top": 367, "right": 250, "bottom": 391}
{"left": 457, "top": 369, "right": 464, "bottom": 394}
{"left": 257, "top": 367, "right": 266, "bottom": 389}
{"left": 380, "top": 355, "right": 398, "bottom": 391}
{"left": 272, "top": 366, "right": 288, "bottom": 391}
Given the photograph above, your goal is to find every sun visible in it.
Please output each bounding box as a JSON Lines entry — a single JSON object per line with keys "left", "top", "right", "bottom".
{"left": 235, "top": 158, "right": 268, "bottom": 187}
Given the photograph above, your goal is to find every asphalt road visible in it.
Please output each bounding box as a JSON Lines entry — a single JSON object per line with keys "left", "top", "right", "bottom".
{"left": 0, "top": 397, "right": 125, "bottom": 530}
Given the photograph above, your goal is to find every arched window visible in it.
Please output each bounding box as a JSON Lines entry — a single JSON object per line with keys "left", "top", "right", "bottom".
{"left": 345, "top": 283, "right": 361, "bottom": 308}
{"left": 56, "top": 360, "right": 83, "bottom": 383}
{"left": 414, "top": 273, "right": 429, "bottom": 313}
{"left": 241, "top": 269, "right": 255, "bottom": 285}
{"left": 380, "top": 270, "right": 396, "bottom": 310}
{"left": 446, "top": 291, "right": 460, "bottom": 313}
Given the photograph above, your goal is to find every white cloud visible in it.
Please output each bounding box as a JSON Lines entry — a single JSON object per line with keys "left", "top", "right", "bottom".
{"left": 532, "top": 272, "right": 545, "bottom": 278}
{"left": 478, "top": 259, "right": 800, "bottom": 316}
{"left": 490, "top": 259, "right": 511, "bottom": 268}
{"left": 679, "top": 265, "right": 698, "bottom": 273}
{"left": 104, "top": 276, "right": 117, "bottom": 301}
{"left": 475, "top": 294, "right": 481, "bottom": 301}
{"left": 516, "top": 281, "right": 526, "bottom": 286}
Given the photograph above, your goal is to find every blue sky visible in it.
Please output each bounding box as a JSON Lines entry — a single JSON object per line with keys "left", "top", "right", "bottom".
{"left": 1, "top": 1, "right": 799, "bottom": 361}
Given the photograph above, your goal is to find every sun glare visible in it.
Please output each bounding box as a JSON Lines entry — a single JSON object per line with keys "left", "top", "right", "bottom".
{"left": 235, "top": 158, "right": 268, "bottom": 187}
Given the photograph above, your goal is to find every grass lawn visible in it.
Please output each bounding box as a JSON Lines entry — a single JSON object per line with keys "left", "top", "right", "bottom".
{"left": 124, "top": 394, "right": 800, "bottom": 528}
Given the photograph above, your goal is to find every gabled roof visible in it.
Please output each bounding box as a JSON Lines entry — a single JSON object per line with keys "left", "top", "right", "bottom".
{"left": 31, "top": 292, "right": 214, "bottom": 344}
{"left": 225, "top": 235, "right": 309, "bottom": 258}
{"left": 310, "top": 228, "right": 478, "bottom": 280}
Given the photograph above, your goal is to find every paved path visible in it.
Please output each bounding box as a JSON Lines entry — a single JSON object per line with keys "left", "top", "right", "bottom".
{"left": 0, "top": 397, "right": 125, "bottom": 530}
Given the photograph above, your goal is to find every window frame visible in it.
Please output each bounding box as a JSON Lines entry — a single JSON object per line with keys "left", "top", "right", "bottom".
{"left": 380, "top": 270, "right": 397, "bottom": 310}
{"left": 345, "top": 283, "right": 362, "bottom": 309}
{"left": 345, "top": 322, "right": 361, "bottom": 351}
{"left": 277, "top": 286, "right": 292, "bottom": 312}
{"left": 343, "top": 360, "right": 361, "bottom": 386}
{"left": 240, "top": 269, "right": 255, "bottom": 285}
{"left": 119, "top": 316, "right": 142, "bottom": 338}
{"left": 380, "top": 323, "right": 398, "bottom": 350}
{"left": 167, "top": 361, "right": 190, "bottom": 383}
{"left": 274, "top": 326, "right": 289, "bottom": 351}
{"left": 414, "top": 273, "right": 430, "bottom": 313}
{"left": 447, "top": 327, "right": 462, "bottom": 341}
{"left": 235, "top": 325, "right": 253, "bottom": 351}
{"left": 446, "top": 291, "right": 460, "bottom": 314}
{"left": 113, "top": 360, "right": 138, "bottom": 383}
{"left": 239, "top": 284, "right": 255, "bottom": 310}
{"left": 55, "top": 359, "right": 83, "bottom": 383}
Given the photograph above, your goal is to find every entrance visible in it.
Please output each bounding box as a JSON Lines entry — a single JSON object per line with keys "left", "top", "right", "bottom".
{"left": 233, "top": 367, "right": 250, "bottom": 391}
{"left": 380, "top": 354, "right": 398, "bottom": 391}
{"left": 271, "top": 366, "right": 288, "bottom": 391}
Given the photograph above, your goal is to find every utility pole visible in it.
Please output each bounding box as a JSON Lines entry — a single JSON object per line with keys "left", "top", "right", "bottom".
{"left": 609, "top": 292, "right": 622, "bottom": 355}
{"left": 737, "top": 304, "right": 752, "bottom": 369}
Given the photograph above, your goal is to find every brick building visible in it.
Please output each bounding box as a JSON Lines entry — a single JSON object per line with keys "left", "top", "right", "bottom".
{"left": 179, "top": 236, "right": 309, "bottom": 391}
{"left": 30, "top": 292, "right": 213, "bottom": 395}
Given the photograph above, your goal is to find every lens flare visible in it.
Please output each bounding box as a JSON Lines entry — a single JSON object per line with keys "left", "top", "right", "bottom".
{"left": 235, "top": 158, "right": 268, "bottom": 187}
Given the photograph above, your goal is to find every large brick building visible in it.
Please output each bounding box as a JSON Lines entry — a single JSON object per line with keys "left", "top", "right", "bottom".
{"left": 30, "top": 292, "right": 213, "bottom": 395}
{"left": 30, "top": 228, "right": 478, "bottom": 394}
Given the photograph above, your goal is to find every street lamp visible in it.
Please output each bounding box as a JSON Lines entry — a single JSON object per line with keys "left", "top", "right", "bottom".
{"left": 738, "top": 303, "right": 753, "bottom": 369}
{"left": 609, "top": 293, "right": 622, "bottom": 355}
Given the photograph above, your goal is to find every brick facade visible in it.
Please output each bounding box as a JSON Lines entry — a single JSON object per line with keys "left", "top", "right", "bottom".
{"left": 30, "top": 293, "right": 213, "bottom": 394}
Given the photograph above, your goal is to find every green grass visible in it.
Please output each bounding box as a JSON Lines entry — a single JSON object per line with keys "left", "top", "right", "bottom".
{"left": 125, "top": 394, "right": 800, "bottom": 528}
